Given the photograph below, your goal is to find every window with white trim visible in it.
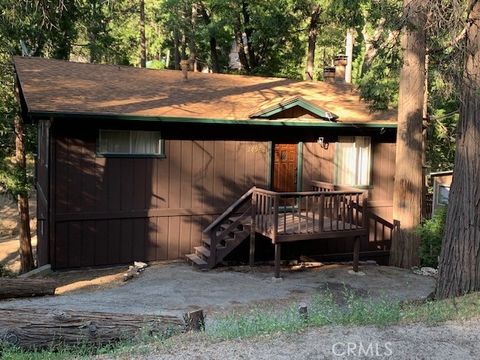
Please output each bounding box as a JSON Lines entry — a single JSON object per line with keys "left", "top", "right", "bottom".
{"left": 335, "top": 136, "right": 371, "bottom": 186}
{"left": 98, "top": 130, "right": 164, "bottom": 156}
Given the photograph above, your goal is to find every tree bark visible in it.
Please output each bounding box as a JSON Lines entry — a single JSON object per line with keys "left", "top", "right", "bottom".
{"left": 199, "top": 5, "right": 220, "bottom": 73}
{"left": 234, "top": 21, "right": 250, "bottom": 72}
{"left": 241, "top": 0, "right": 257, "bottom": 69}
{"left": 189, "top": 3, "right": 198, "bottom": 71}
{"left": 0, "top": 278, "right": 57, "bottom": 300}
{"left": 389, "top": 0, "right": 426, "bottom": 268}
{"left": 345, "top": 28, "right": 354, "bottom": 83}
{"left": 305, "top": 6, "right": 321, "bottom": 81}
{"left": 0, "top": 308, "right": 184, "bottom": 349}
{"left": 139, "top": 0, "right": 147, "bottom": 68}
{"left": 173, "top": 29, "right": 181, "bottom": 69}
{"left": 436, "top": 0, "right": 480, "bottom": 299}
{"left": 14, "top": 115, "right": 34, "bottom": 273}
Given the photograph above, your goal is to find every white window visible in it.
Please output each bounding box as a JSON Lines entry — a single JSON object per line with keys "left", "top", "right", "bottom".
{"left": 98, "top": 130, "right": 164, "bottom": 156}
{"left": 335, "top": 136, "right": 371, "bottom": 186}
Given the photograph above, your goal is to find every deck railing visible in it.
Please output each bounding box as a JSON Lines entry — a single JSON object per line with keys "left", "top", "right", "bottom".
{"left": 252, "top": 187, "right": 367, "bottom": 243}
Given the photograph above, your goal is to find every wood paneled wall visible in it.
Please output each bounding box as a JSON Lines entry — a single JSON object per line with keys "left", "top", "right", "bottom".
{"left": 53, "top": 126, "right": 269, "bottom": 268}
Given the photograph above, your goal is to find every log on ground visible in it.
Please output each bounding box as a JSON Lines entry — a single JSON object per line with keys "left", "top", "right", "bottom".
{"left": 0, "top": 278, "right": 57, "bottom": 300}
{"left": 0, "top": 308, "right": 185, "bottom": 349}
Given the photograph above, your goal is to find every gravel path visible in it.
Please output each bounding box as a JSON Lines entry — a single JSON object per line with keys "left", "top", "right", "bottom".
{"left": 128, "top": 319, "right": 480, "bottom": 360}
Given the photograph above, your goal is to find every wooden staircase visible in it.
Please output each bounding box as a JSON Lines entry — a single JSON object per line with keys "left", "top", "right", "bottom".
{"left": 186, "top": 188, "right": 254, "bottom": 270}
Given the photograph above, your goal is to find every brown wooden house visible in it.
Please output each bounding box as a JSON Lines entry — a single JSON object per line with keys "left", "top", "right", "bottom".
{"left": 14, "top": 57, "right": 397, "bottom": 274}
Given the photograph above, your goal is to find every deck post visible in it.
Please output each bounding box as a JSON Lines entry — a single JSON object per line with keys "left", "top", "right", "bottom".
{"left": 249, "top": 191, "right": 257, "bottom": 267}
{"left": 353, "top": 236, "right": 360, "bottom": 272}
{"left": 274, "top": 243, "right": 281, "bottom": 278}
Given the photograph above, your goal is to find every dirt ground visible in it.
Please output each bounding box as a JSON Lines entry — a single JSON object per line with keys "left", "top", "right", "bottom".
{"left": 0, "top": 262, "right": 435, "bottom": 318}
{"left": 0, "top": 192, "right": 37, "bottom": 273}
{"left": 131, "top": 319, "right": 480, "bottom": 360}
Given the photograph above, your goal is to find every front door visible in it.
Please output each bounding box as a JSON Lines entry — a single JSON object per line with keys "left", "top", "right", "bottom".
{"left": 273, "top": 143, "right": 298, "bottom": 192}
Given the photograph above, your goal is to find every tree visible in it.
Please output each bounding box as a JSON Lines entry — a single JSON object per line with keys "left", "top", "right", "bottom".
{"left": 389, "top": 0, "right": 426, "bottom": 268}
{"left": 140, "top": 0, "right": 147, "bottom": 67}
{"left": 436, "top": 0, "right": 480, "bottom": 299}
{"left": 305, "top": 5, "right": 322, "bottom": 80}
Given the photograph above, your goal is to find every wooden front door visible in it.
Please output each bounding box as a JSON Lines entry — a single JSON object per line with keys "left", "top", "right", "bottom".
{"left": 273, "top": 144, "right": 298, "bottom": 192}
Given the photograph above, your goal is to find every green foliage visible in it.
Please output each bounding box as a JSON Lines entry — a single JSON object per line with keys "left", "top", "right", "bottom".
{"left": 416, "top": 207, "right": 447, "bottom": 268}
{"left": 357, "top": 60, "right": 399, "bottom": 110}
{"left": 208, "top": 289, "right": 400, "bottom": 340}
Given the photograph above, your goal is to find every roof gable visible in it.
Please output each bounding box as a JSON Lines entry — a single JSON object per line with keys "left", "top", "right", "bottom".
{"left": 250, "top": 97, "right": 339, "bottom": 121}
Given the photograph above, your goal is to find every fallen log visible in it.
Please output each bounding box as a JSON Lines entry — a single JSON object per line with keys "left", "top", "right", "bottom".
{"left": 0, "top": 308, "right": 185, "bottom": 349}
{"left": 0, "top": 278, "right": 57, "bottom": 300}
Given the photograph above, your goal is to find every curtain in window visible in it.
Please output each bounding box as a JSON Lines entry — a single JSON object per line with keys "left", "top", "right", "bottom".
{"left": 99, "top": 130, "right": 130, "bottom": 153}
{"left": 99, "top": 130, "right": 162, "bottom": 155}
{"left": 131, "top": 131, "right": 160, "bottom": 154}
{"left": 336, "top": 136, "right": 371, "bottom": 186}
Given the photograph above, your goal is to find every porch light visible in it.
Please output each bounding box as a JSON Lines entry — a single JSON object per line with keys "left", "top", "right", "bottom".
{"left": 317, "top": 137, "right": 329, "bottom": 150}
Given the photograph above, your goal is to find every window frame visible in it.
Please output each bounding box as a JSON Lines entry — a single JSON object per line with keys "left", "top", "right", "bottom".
{"left": 334, "top": 136, "right": 373, "bottom": 188}
{"left": 96, "top": 129, "right": 166, "bottom": 158}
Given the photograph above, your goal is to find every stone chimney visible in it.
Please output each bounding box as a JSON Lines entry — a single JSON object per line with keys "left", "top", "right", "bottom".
{"left": 180, "top": 59, "right": 189, "bottom": 80}
{"left": 323, "top": 67, "right": 335, "bottom": 83}
{"left": 334, "top": 55, "right": 348, "bottom": 83}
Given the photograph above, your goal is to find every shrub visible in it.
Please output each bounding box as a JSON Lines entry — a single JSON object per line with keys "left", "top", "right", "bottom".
{"left": 416, "top": 207, "right": 447, "bottom": 268}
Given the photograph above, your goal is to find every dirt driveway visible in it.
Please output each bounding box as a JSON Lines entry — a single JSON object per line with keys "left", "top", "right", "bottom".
{"left": 0, "top": 262, "right": 435, "bottom": 318}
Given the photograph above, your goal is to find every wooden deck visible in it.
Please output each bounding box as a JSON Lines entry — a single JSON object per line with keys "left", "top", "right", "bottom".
{"left": 189, "top": 181, "right": 395, "bottom": 278}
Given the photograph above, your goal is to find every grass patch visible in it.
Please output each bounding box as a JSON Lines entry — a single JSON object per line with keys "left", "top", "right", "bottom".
{"left": 0, "top": 327, "right": 179, "bottom": 360}
{"left": 207, "top": 289, "right": 480, "bottom": 341}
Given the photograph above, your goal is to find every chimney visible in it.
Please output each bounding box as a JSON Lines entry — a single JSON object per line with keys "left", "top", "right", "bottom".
{"left": 180, "top": 59, "right": 189, "bottom": 80}
{"left": 334, "top": 55, "right": 348, "bottom": 83}
{"left": 323, "top": 67, "right": 335, "bottom": 83}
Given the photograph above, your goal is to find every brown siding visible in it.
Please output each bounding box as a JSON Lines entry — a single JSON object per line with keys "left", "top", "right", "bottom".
{"left": 36, "top": 120, "right": 50, "bottom": 265}
{"left": 369, "top": 142, "right": 396, "bottom": 221}
{"left": 53, "top": 126, "right": 269, "bottom": 268}
{"left": 302, "top": 142, "right": 335, "bottom": 189}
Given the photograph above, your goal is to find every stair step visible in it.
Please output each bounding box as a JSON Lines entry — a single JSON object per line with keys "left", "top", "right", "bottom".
{"left": 203, "top": 238, "right": 211, "bottom": 246}
{"left": 220, "top": 223, "right": 241, "bottom": 231}
{"left": 185, "top": 253, "right": 208, "bottom": 268}
{"left": 195, "top": 246, "right": 210, "bottom": 258}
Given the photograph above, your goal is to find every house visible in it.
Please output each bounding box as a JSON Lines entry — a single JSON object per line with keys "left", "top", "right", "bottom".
{"left": 13, "top": 56, "right": 397, "bottom": 275}
{"left": 429, "top": 170, "right": 453, "bottom": 217}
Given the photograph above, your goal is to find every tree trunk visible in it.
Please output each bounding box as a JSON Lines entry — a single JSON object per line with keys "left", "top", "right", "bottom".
{"left": 305, "top": 6, "right": 321, "bottom": 81}
{"left": 241, "top": 0, "right": 257, "bottom": 69}
{"left": 389, "top": 0, "right": 426, "bottom": 268}
{"left": 173, "top": 29, "right": 181, "bottom": 69}
{"left": 345, "top": 28, "right": 354, "bottom": 83}
{"left": 0, "top": 278, "right": 57, "bottom": 300}
{"left": 0, "top": 308, "right": 184, "bottom": 349}
{"left": 14, "top": 116, "right": 34, "bottom": 273}
{"left": 139, "top": 0, "right": 147, "bottom": 68}
{"left": 189, "top": 3, "right": 197, "bottom": 71}
{"left": 235, "top": 21, "right": 250, "bottom": 72}
{"left": 199, "top": 5, "right": 220, "bottom": 73}
{"left": 436, "top": 0, "right": 480, "bottom": 299}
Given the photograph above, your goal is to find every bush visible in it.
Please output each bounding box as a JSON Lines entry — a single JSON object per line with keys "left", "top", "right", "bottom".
{"left": 416, "top": 207, "right": 447, "bottom": 268}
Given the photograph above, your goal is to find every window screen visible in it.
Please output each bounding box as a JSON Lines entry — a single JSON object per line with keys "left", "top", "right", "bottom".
{"left": 98, "top": 130, "right": 164, "bottom": 156}
{"left": 335, "top": 136, "right": 371, "bottom": 186}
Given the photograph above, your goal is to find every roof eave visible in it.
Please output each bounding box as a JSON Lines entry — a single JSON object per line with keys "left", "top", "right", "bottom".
{"left": 29, "top": 110, "right": 397, "bottom": 129}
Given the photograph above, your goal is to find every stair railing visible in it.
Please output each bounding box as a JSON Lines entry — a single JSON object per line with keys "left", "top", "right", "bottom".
{"left": 203, "top": 186, "right": 255, "bottom": 265}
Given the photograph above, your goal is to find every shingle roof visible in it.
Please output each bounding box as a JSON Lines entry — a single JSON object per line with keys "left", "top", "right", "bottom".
{"left": 14, "top": 56, "right": 396, "bottom": 124}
